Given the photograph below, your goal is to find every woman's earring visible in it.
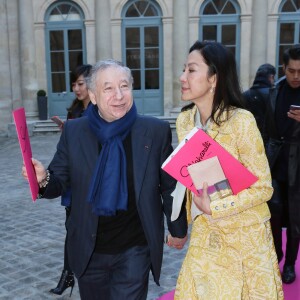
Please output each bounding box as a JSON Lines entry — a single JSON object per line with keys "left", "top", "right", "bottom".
{"left": 210, "top": 86, "right": 215, "bottom": 93}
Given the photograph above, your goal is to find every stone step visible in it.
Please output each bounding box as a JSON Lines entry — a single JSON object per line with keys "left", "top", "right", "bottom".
{"left": 32, "top": 120, "right": 62, "bottom": 135}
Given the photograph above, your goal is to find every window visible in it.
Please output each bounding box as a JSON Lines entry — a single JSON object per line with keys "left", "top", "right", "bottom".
{"left": 45, "top": 1, "right": 86, "bottom": 117}
{"left": 122, "top": 0, "right": 163, "bottom": 115}
{"left": 199, "top": 0, "right": 240, "bottom": 66}
{"left": 277, "top": 0, "right": 300, "bottom": 77}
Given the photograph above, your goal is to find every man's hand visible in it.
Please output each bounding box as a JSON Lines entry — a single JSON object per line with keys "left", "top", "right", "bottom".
{"left": 193, "top": 182, "right": 212, "bottom": 215}
{"left": 22, "top": 158, "right": 47, "bottom": 183}
{"left": 288, "top": 109, "right": 300, "bottom": 122}
{"left": 166, "top": 234, "right": 188, "bottom": 250}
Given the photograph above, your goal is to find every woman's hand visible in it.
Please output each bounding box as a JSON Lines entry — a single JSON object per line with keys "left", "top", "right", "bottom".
{"left": 193, "top": 182, "right": 212, "bottom": 215}
{"left": 166, "top": 234, "right": 188, "bottom": 250}
{"left": 22, "top": 158, "right": 47, "bottom": 183}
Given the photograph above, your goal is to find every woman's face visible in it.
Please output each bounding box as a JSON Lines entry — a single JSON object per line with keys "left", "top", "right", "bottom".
{"left": 180, "top": 50, "right": 215, "bottom": 105}
{"left": 72, "top": 75, "right": 89, "bottom": 102}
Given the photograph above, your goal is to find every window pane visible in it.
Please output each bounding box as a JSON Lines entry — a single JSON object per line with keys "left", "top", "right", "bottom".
{"left": 223, "top": 1, "right": 236, "bottom": 14}
{"left": 52, "top": 73, "right": 66, "bottom": 92}
{"left": 49, "top": 4, "right": 80, "bottom": 21}
{"left": 278, "top": 66, "right": 284, "bottom": 78}
{"left": 50, "top": 7, "right": 60, "bottom": 16}
{"left": 126, "top": 4, "right": 139, "bottom": 17}
{"left": 126, "top": 49, "right": 140, "bottom": 69}
{"left": 51, "top": 52, "right": 65, "bottom": 72}
{"left": 68, "top": 6, "right": 81, "bottom": 20}
{"left": 68, "top": 30, "right": 82, "bottom": 50}
{"left": 203, "top": 2, "right": 218, "bottom": 14}
{"left": 282, "top": 0, "right": 296, "bottom": 12}
{"left": 214, "top": 0, "right": 225, "bottom": 12}
{"left": 145, "top": 49, "right": 159, "bottom": 68}
{"left": 50, "top": 31, "right": 64, "bottom": 51}
{"left": 279, "top": 45, "right": 292, "bottom": 64}
{"left": 145, "top": 70, "right": 159, "bottom": 89}
{"left": 135, "top": 1, "right": 149, "bottom": 15}
{"left": 69, "top": 51, "right": 83, "bottom": 71}
{"left": 58, "top": 4, "right": 71, "bottom": 15}
{"left": 144, "top": 5, "right": 158, "bottom": 16}
{"left": 280, "top": 23, "right": 295, "bottom": 43}
{"left": 132, "top": 70, "right": 141, "bottom": 90}
{"left": 203, "top": 25, "right": 217, "bottom": 41}
{"left": 222, "top": 25, "right": 236, "bottom": 45}
{"left": 226, "top": 46, "right": 236, "bottom": 58}
{"left": 145, "top": 27, "right": 158, "bottom": 46}
{"left": 49, "top": 7, "right": 64, "bottom": 21}
{"left": 126, "top": 28, "right": 140, "bottom": 47}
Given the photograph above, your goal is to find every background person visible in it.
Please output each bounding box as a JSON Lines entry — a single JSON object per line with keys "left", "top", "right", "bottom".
{"left": 50, "top": 64, "right": 92, "bottom": 296}
{"left": 265, "top": 44, "right": 300, "bottom": 284}
{"left": 23, "top": 59, "right": 187, "bottom": 300}
{"left": 66, "top": 64, "right": 93, "bottom": 119}
{"left": 172, "top": 40, "right": 283, "bottom": 299}
{"left": 243, "top": 63, "right": 276, "bottom": 142}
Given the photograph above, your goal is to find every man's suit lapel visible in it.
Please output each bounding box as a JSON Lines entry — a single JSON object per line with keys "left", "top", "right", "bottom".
{"left": 76, "top": 117, "right": 153, "bottom": 204}
{"left": 78, "top": 120, "right": 99, "bottom": 174}
{"left": 131, "top": 118, "right": 152, "bottom": 203}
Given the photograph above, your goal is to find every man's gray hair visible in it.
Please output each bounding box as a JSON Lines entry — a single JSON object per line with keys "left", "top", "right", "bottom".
{"left": 86, "top": 59, "right": 133, "bottom": 93}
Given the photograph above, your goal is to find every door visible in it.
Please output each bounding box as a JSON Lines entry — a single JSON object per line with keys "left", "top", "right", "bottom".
{"left": 45, "top": 2, "right": 86, "bottom": 118}
{"left": 122, "top": 0, "right": 163, "bottom": 115}
{"left": 125, "top": 25, "right": 162, "bottom": 115}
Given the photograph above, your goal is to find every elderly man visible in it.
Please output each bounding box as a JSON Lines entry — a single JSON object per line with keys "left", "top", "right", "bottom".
{"left": 22, "top": 59, "right": 187, "bottom": 299}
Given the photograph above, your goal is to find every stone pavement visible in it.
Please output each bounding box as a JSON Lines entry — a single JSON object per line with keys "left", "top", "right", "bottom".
{"left": 0, "top": 134, "right": 189, "bottom": 300}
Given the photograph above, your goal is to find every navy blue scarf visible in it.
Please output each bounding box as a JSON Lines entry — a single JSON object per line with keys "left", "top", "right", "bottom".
{"left": 86, "top": 103, "right": 137, "bottom": 216}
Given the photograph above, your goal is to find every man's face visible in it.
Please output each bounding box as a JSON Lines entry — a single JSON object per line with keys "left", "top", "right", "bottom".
{"left": 89, "top": 67, "right": 133, "bottom": 122}
{"left": 283, "top": 59, "right": 300, "bottom": 89}
{"left": 268, "top": 74, "right": 275, "bottom": 86}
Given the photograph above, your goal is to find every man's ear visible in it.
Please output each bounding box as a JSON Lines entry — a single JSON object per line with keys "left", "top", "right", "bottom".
{"left": 89, "top": 90, "right": 96, "bottom": 105}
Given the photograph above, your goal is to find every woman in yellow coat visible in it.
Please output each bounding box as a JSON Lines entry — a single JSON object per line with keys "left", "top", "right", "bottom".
{"left": 170, "top": 41, "right": 284, "bottom": 299}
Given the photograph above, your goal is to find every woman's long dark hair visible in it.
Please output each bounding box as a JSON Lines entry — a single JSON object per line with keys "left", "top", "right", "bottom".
{"left": 181, "top": 41, "right": 245, "bottom": 125}
{"left": 67, "top": 64, "right": 92, "bottom": 116}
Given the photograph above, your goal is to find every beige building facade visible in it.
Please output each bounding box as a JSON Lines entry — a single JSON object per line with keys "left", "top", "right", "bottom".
{"left": 0, "top": 0, "right": 295, "bottom": 136}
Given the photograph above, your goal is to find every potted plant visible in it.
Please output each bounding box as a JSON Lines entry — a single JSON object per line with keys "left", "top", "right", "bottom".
{"left": 37, "top": 89, "right": 48, "bottom": 120}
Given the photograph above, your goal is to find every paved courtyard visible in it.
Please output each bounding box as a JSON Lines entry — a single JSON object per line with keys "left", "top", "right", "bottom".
{"left": 0, "top": 133, "right": 188, "bottom": 300}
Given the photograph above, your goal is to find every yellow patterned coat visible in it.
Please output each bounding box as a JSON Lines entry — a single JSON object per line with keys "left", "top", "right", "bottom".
{"left": 175, "top": 105, "right": 284, "bottom": 300}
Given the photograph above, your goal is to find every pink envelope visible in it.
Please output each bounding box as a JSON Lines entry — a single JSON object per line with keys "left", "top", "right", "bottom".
{"left": 13, "top": 107, "right": 39, "bottom": 201}
{"left": 162, "top": 127, "right": 257, "bottom": 195}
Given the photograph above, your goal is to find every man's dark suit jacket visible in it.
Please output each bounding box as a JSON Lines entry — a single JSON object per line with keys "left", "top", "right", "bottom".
{"left": 42, "top": 114, "right": 187, "bottom": 284}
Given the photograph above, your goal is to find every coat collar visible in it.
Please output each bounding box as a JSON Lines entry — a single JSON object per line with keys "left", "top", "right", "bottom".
{"left": 178, "top": 105, "right": 235, "bottom": 141}
{"left": 78, "top": 116, "right": 153, "bottom": 203}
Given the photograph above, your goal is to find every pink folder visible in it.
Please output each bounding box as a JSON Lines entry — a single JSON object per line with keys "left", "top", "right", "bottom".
{"left": 162, "top": 127, "right": 258, "bottom": 195}
{"left": 13, "top": 107, "right": 39, "bottom": 201}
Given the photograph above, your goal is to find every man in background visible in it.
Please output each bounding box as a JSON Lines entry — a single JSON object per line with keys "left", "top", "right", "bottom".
{"left": 243, "top": 63, "right": 276, "bottom": 142}
{"left": 265, "top": 45, "right": 300, "bottom": 284}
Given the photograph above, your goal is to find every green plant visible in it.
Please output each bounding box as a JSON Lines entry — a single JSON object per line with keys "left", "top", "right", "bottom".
{"left": 37, "top": 89, "right": 47, "bottom": 97}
